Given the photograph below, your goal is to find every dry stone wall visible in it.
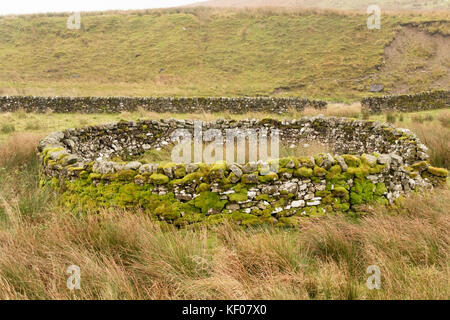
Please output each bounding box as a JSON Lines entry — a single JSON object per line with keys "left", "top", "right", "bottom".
{"left": 0, "top": 96, "right": 327, "bottom": 114}
{"left": 38, "top": 116, "right": 448, "bottom": 228}
{"left": 362, "top": 90, "right": 449, "bottom": 113}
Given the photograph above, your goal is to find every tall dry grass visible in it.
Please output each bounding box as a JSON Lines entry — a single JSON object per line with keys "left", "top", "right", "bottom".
{"left": 288, "top": 103, "right": 362, "bottom": 119}
{"left": 0, "top": 133, "right": 448, "bottom": 299}
{"left": 403, "top": 116, "right": 450, "bottom": 169}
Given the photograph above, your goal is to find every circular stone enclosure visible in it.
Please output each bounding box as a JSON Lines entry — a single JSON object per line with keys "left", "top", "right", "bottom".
{"left": 38, "top": 116, "right": 448, "bottom": 227}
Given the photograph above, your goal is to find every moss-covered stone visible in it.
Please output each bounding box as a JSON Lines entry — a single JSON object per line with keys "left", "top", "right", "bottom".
{"left": 194, "top": 191, "right": 227, "bottom": 214}
{"left": 174, "top": 165, "right": 187, "bottom": 178}
{"left": 350, "top": 178, "right": 375, "bottom": 205}
{"left": 294, "top": 167, "right": 313, "bottom": 178}
{"left": 297, "top": 156, "right": 315, "bottom": 168}
{"left": 342, "top": 154, "right": 361, "bottom": 167}
{"left": 347, "top": 166, "right": 370, "bottom": 178}
{"left": 427, "top": 166, "right": 448, "bottom": 177}
{"left": 374, "top": 182, "right": 387, "bottom": 196}
{"left": 228, "top": 184, "right": 248, "bottom": 202}
{"left": 258, "top": 172, "right": 278, "bottom": 183}
{"left": 313, "top": 166, "right": 327, "bottom": 177}
{"left": 196, "top": 183, "right": 210, "bottom": 193}
{"left": 411, "top": 161, "right": 429, "bottom": 171}
{"left": 332, "top": 187, "right": 348, "bottom": 197}
{"left": 170, "top": 172, "right": 201, "bottom": 186}
{"left": 149, "top": 173, "right": 170, "bottom": 185}
{"left": 241, "top": 174, "right": 258, "bottom": 184}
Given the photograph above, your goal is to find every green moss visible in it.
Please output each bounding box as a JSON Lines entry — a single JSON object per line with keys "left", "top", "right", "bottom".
{"left": 194, "top": 191, "right": 227, "bottom": 214}
{"left": 409, "top": 171, "right": 419, "bottom": 178}
{"left": 332, "top": 187, "right": 348, "bottom": 197}
{"left": 369, "top": 164, "right": 386, "bottom": 174}
{"left": 80, "top": 171, "right": 89, "bottom": 179}
{"left": 229, "top": 192, "right": 248, "bottom": 202}
{"left": 350, "top": 178, "right": 375, "bottom": 205}
{"left": 427, "top": 166, "right": 448, "bottom": 177}
{"left": 326, "top": 165, "right": 344, "bottom": 179}
{"left": 170, "top": 172, "right": 201, "bottom": 186}
{"left": 50, "top": 177, "right": 60, "bottom": 188}
{"left": 277, "top": 217, "right": 300, "bottom": 227}
{"left": 347, "top": 166, "right": 369, "bottom": 178}
{"left": 329, "top": 165, "right": 342, "bottom": 174}
{"left": 88, "top": 173, "right": 102, "bottom": 181}
{"left": 374, "top": 182, "right": 387, "bottom": 196}
{"left": 258, "top": 172, "right": 278, "bottom": 183}
{"left": 361, "top": 154, "right": 377, "bottom": 167}
{"left": 231, "top": 211, "right": 262, "bottom": 227}
{"left": 256, "top": 194, "right": 270, "bottom": 201}
{"left": 196, "top": 183, "right": 210, "bottom": 193}
{"left": 313, "top": 166, "right": 327, "bottom": 177}
{"left": 42, "top": 147, "right": 64, "bottom": 163}
{"left": 297, "top": 156, "right": 315, "bottom": 168}
{"left": 259, "top": 118, "right": 281, "bottom": 127}
{"left": 161, "top": 162, "right": 176, "bottom": 170}
{"left": 342, "top": 154, "right": 361, "bottom": 167}
{"left": 313, "top": 154, "right": 326, "bottom": 167}
{"left": 174, "top": 165, "right": 186, "bottom": 178}
{"left": 294, "top": 167, "right": 313, "bottom": 178}
{"left": 411, "top": 161, "right": 429, "bottom": 171}
{"left": 315, "top": 190, "right": 331, "bottom": 197}
{"left": 154, "top": 203, "right": 181, "bottom": 220}
{"left": 115, "top": 170, "right": 137, "bottom": 181}
{"left": 333, "top": 202, "right": 350, "bottom": 211}
{"left": 208, "top": 161, "right": 227, "bottom": 179}
{"left": 149, "top": 173, "right": 170, "bottom": 185}
{"left": 278, "top": 157, "right": 291, "bottom": 168}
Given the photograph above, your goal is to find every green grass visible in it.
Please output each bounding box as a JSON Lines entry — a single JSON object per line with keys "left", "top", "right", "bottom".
{"left": 0, "top": 8, "right": 448, "bottom": 101}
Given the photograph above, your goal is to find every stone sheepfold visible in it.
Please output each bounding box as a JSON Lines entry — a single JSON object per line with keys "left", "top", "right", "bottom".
{"left": 38, "top": 116, "right": 448, "bottom": 228}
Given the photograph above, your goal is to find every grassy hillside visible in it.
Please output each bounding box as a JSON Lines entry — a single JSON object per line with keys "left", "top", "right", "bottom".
{"left": 0, "top": 8, "right": 449, "bottom": 101}
{"left": 193, "top": 0, "right": 450, "bottom": 11}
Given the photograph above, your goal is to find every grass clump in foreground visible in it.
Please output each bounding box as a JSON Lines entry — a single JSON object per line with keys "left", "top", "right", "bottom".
{"left": 0, "top": 131, "right": 448, "bottom": 299}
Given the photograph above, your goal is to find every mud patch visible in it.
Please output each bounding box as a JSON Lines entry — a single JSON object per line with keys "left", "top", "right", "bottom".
{"left": 373, "top": 26, "right": 450, "bottom": 94}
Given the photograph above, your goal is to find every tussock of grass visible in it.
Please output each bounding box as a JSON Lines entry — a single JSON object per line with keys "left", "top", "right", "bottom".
{"left": 0, "top": 124, "right": 15, "bottom": 134}
{"left": 437, "top": 110, "right": 450, "bottom": 128}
